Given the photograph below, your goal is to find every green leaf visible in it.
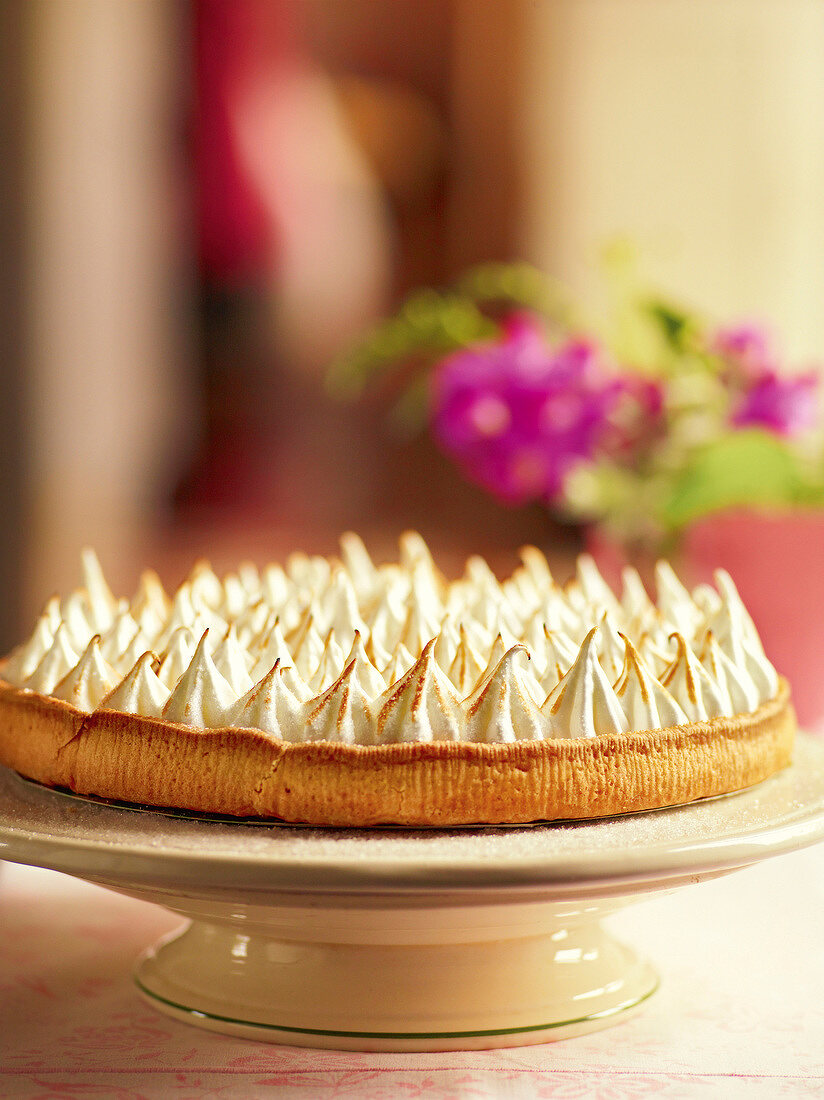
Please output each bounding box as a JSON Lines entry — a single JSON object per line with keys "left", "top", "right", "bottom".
{"left": 644, "top": 300, "right": 698, "bottom": 352}
{"left": 325, "top": 293, "right": 495, "bottom": 400}
{"left": 659, "top": 430, "right": 824, "bottom": 530}
{"left": 454, "top": 262, "right": 572, "bottom": 322}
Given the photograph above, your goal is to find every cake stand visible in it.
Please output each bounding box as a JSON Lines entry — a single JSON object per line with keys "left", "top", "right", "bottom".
{"left": 2, "top": 732, "right": 824, "bottom": 1052}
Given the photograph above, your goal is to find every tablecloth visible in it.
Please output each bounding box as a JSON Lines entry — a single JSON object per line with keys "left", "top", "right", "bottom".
{"left": 2, "top": 845, "right": 824, "bottom": 1100}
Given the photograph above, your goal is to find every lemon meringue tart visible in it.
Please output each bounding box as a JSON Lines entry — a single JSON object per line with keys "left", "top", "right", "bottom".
{"left": 0, "top": 534, "right": 794, "bottom": 826}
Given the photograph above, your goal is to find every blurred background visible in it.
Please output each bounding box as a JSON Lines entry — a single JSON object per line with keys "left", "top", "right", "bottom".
{"left": 2, "top": 0, "right": 824, "bottom": 662}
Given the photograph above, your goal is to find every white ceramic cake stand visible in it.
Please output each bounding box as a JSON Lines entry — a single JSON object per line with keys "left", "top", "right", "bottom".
{"left": 2, "top": 732, "right": 824, "bottom": 1052}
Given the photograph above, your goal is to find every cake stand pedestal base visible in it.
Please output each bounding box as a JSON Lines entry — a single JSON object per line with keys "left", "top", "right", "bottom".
{"left": 133, "top": 897, "right": 658, "bottom": 1051}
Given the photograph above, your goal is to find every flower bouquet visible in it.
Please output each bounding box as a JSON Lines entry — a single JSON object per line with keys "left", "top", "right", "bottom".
{"left": 328, "top": 259, "right": 824, "bottom": 558}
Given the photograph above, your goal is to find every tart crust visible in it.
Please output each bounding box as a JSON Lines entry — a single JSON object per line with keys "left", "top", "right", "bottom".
{"left": 0, "top": 672, "right": 795, "bottom": 826}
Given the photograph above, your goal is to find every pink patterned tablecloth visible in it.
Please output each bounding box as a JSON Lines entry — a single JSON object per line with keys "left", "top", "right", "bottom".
{"left": 2, "top": 848, "right": 824, "bottom": 1100}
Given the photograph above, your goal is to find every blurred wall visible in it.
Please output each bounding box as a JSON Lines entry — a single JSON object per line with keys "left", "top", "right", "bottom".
{"left": 0, "top": 3, "right": 27, "bottom": 652}
{"left": 25, "top": 0, "right": 188, "bottom": 614}
{"left": 520, "top": 0, "right": 824, "bottom": 360}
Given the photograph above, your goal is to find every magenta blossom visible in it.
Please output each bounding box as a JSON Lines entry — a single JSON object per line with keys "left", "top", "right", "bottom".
{"left": 430, "top": 315, "right": 621, "bottom": 505}
{"left": 731, "top": 370, "right": 819, "bottom": 436}
{"left": 604, "top": 374, "right": 665, "bottom": 458}
{"left": 712, "top": 322, "right": 775, "bottom": 378}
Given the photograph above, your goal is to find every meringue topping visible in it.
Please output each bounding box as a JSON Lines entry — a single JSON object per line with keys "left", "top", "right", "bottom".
{"left": 162, "top": 632, "right": 236, "bottom": 728}
{"left": 661, "top": 634, "right": 731, "bottom": 722}
{"left": 226, "top": 661, "right": 303, "bottom": 740}
{"left": 466, "top": 646, "right": 546, "bottom": 743}
{"left": 2, "top": 533, "right": 784, "bottom": 746}
{"left": 376, "top": 640, "right": 464, "bottom": 743}
{"left": 614, "top": 635, "right": 688, "bottom": 731}
{"left": 544, "top": 629, "right": 629, "bottom": 739}
{"left": 304, "top": 659, "right": 375, "bottom": 744}
{"left": 101, "top": 652, "right": 170, "bottom": 718}
{"left": 51, "top": 636, "right": 116, "bottom": 712}
{"left": 3, "top": 612, "right": 55, "bottom": 683}
{"left": 25, "top": 624, "right": 80, "bottom": 695}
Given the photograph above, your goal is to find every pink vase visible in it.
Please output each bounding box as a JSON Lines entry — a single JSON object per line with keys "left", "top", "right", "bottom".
{"left": 588, "top": 511, "right": 824, "bottom": 731}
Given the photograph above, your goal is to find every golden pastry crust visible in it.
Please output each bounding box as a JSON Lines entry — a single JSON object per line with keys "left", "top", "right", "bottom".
{"left": 0, "top": 673, "right": 795, "bottom": 826}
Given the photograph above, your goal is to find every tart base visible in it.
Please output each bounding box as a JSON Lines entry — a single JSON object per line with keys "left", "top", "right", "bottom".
{"left": 0, "top": 676, "right": 796, "bottom": 826}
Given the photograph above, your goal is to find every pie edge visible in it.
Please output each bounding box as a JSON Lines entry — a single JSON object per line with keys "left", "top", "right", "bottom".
{"left": 0, "top": 673, "right": 796, "bottom": 826}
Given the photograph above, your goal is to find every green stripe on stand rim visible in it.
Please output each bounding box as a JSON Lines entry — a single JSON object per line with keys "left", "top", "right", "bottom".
{"left": 134, "top": 973, "right": 659, "bottom": 1039}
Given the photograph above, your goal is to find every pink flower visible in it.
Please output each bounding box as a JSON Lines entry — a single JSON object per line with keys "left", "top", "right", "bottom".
{"left": 430, "top": 315, "right": 621, "bottom": 505}
{"left": 731, "top": 370, "right": 819, "bottom": 436}
{"left": 712, "top": 322, "right": 775, "bottom": 377}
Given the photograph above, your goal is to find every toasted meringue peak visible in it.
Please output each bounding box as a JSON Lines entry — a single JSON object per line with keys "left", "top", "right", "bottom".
{"left": 614, "top": 635, "right": 688, "bottom": 730}
{"left": 26, "top": 624, "right": 81, "bottom": 694}
{"left": 577, "top": 554, "right": 622, "bottom": 619}
{"left": 655, "top": 561, "right": 703, "bottom": 640}
{"left": 367, "top": 587, "right": 407, "bottom": 657}
{"left": 595, "top": 614, "right": 626, "bottom": 683}
{"left": 432, "top": 615, "right": 461, "bottom": 671}
{"left": 162, "top": 631, "right": 236, "bottom": 728}
{"left": 99, "top": 610, "right": 140, "bottom": 669}
{"left": 42, "top": 594, "right": 62, "bottom": 633}
{"left": 700, "top": 631, "right": 761, "bottom": 715}
{"left": 376, "top": 640, "right": 464, "bottom": 743}
{"left": 60, "top": 591, "right": 94, "bottom": 651}
{"left": 309, "top": 630, "right": 346, "bottom": 693}
{"left": 304, "top": 659, "right": 375, "bottom": 744}
{"left": 712, "top": 570, "right": 765, "bottom": 654}
{"left": 279, "top": 662, "right": 314, "bottom": 703}
{"left": 446, "top": 626, "right": 486, "bottom": 696}
{"left": 342, "top": 631, "right": 386, "bottom": 699}
{"left": 187, "top": 559, "right": 223, "bottom": 610}
{"left": 288, "top": 613, "right": 325, "bottom": 679}
{"left": 466, "top": 646, "right": 546, "bottom": 743}
{"left": 316, "top": 568, "right": 367, "bottom": 643}
{"left": 262, "top": 562, "right": 291, "bottom": 609}
{"left": 661, "top": 634, "right": 731, "bottom": 721}
{"left": 621, "top": 566, "right": 656, "bottom": 628}
{"left": 533, "top": 589, "right": 584, "bottom": 643}
{"left": 381, "top": 642, "right": 416, "bottom": 687}
{"left": 221, "top": 573, "right": 249, "bottom": 620}
{"left": 116, "top": 629, "right": 152, "bottom": 675}
{"left": 157, "top": 626, "right": 198, "bottom": 689}
{"left": 226, "top": 661, "right": 303, "bottom": 740}
{"left": 519, "top": 545, "right": 553, "bottom": 588}
{"left": 2, "top": 612, "right": 55, "bottom": 685}
{"left": 339, "top": 531, "right": 379, "bottom": 595}
{"left": 703, "top": 579, "right": 778, "bottom": 702}
{"left": 287, "top": 550, "right": 330, "bottom": 594}
{"left": 638, "top": 632, "right": 678, "bottom": 677}
{"left": 101, "top": 652, "right": 169, "bottom": 718}
{"left": 7, "top": 536, "right": 785, "bottom": 744}
{"left": 81, "top": 548, "right": 118, "bottom": 631}
{"left": 398, "top": 599, "right": 439, "bottom": 658}
{"left": 409, "top": 559, "right": 445, "bottom": 624}
{"left": 238, "top": 560, "right": 261, "bottom": 597}
{"left": 544, "top": 629, "right": 629, "bottom": 739}
{"left": 399, "top": 529, "right": 438, "bottom": 578}
{"left": 251, "top": 618, "right": 293, "bottom": 682}
{"left": 234, "top": 599, "right": 270, "bottom": 649}
{"left": 502, "top": 568, "right": 538, "bottom": 621}
{"left": 709, "top": 571, "right": 779, "bottom": 699}
{"left": 538, "top": 628, "right": 579, "bottom": 694}
{"left": 158, "top": 583, "right": 199, "bottom": 645}
{"left": 743, "top": 643, "right": 779, "bottom": 703}
{"left": 474, "top": 633, "right": 510, "bottom": 695}
{"left": 131, "top": 599, "right": 165, "bottom": 646}
{"left": 51, "top": 636, "right": 117, "bottom": 713}
{"left": 691, "top": 582, "right": 722, "bottom": 618}
{"left": 131, "top": 568, "right": 170, "bottom": 620}
{"left": 212, "top": 625, "right": 255, "bottom": 695}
